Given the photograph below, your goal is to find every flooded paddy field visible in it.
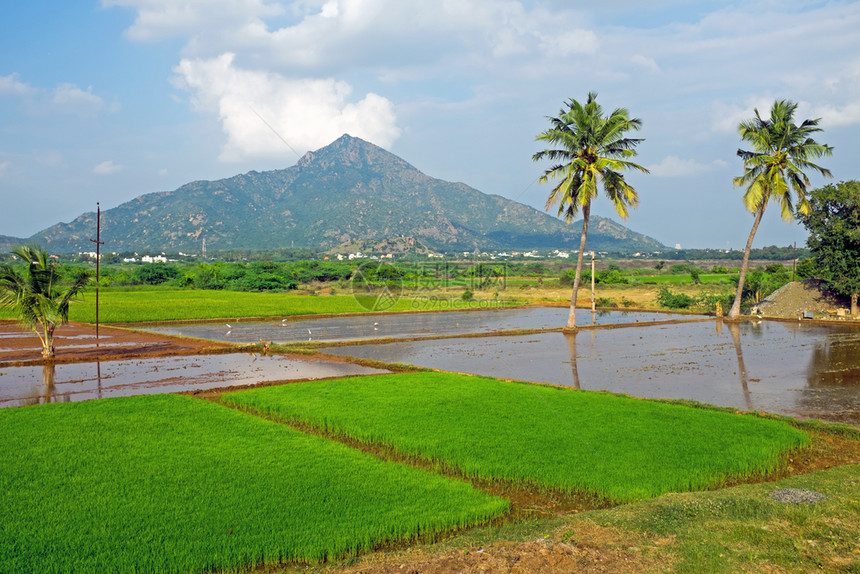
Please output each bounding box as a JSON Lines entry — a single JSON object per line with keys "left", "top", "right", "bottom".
{"left": 0, "top": 320, "right": 226, "bottom": 363}
{"left": 144, "top": 307, "right": 687, "bottom": 344}
{"left": 5, "top": 307, "right": 859, "bottom": 425}
{"left": 323, "top": 319, "right": 860, "bottom": 425}
{"left": 0, "top": 353, "right": 386, "bottom": 408}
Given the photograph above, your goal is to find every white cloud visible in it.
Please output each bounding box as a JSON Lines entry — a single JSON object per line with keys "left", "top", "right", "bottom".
{"left": 630, "top": 54, "right": 660, "bottom": 73}
{"left": 0, "top": 161, "right": 11, "bottom": 178}
{"left": 93, "top": 160, "right": 123, "bottom": 174}
{"left": 52, "top": 83, "right": 104, "bottom": 106}
{"left": 51, "top": 83, "right": 119, "bottom": 115}
{"left": 814, "top": 100, "right": 860, "bottom": 127}
{"left": 101, "top": 0, "right": 285, "bottom": 41}
{"left": 109, "top": 0, "right": 597, "bottom": 70}
{"left": 710, "top": 95, "right": 778, "bottom": 133}
{"left": 648, "top": 155, "right": 725, "bottom": 178}
{"left": 172, "top": 53, "right": 400, "bottom": 161}
{"left": 0, "top": 73, "right": 36, "bottom": 96}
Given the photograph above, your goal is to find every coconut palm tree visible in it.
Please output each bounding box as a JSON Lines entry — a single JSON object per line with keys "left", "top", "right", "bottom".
{"left": 0, "top": 245, "right": 89, "bottom": 359}
{"left": 533, "top": 93, "right": 648, "bottom": 330}
{"left": 727, "top": 100, "right": 832, "bottom": 319}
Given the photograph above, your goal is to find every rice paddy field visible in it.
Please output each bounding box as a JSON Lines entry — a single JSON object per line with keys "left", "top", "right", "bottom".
{"left": 0, "top": 393, "right": 507, "bottom": 574}
{"left": 223, "top": 372, "right": 809, "bottom": 502}
{"left": 57, "top": 288, "right": 426, "bottom": 323}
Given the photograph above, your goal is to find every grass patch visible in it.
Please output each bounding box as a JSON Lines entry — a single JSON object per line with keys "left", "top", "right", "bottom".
{"left": 572, "top": 462, "right": 860, "bottom": 572}
{"left": 0, "top": 394, "right": 507, "bottom": 574}
{"left": 222, "top": 372, "right": 809, "bottom": 503}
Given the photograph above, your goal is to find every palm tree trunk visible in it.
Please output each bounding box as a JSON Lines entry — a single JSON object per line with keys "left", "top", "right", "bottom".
{"left": 728, "top": 204, "right": 766, "bottom": 319}
{"left": 565, "top": 202, "right": 591, "bottom": 331}
{"left": 41, "top": 324, "right": 55, "bottom": 359}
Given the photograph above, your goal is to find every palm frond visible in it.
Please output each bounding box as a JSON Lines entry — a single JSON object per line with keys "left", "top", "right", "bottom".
{"left": 734, "top": 99, "right": 832, "bottom": 220}
{"left": 533, "top": 93, "right": 646, "bottom": 225}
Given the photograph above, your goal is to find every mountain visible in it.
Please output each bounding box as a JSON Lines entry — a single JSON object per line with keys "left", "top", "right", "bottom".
{"left": 27, "top": 135, "right": 666, "bottom": 254}
{"left": 0, "top": 235, "right": 27, "bottom": 252}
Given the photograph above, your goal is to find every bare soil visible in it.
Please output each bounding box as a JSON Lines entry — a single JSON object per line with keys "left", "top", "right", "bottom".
{"left": 0, "top": 320, "right": 231, "bottom": 365}
{"left": 315, "top": 524, "right": 666, "bottom": 574}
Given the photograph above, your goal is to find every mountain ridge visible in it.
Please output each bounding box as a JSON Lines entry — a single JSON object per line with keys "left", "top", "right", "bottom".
{"left": 24, "top": 135, "right": 666, "bottom": 254}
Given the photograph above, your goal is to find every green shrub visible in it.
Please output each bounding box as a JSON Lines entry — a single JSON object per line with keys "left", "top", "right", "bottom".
{"left": 657, "top": 286, "right": 695, "bottom": 309}
{"left": 597, "top": 269, "right": 628, "bottom": 285}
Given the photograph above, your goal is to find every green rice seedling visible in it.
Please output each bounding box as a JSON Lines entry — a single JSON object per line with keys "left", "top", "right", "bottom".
{"left": 224, "top": 372, "right": 809, "bottom": 503}
{"left": 62, "top": 289, "right": 420, "bottom": 323}
{"left": 0, "top": 394, "right": 507, "bottom": 574}
{"left": 49, "top": 288, "right": 518, "bottom": 324}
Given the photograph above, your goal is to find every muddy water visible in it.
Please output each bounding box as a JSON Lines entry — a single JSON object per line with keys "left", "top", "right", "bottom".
{"left": 325, "top": 320, "right": 860, "bottom": 425}
{"left": 144, "top": 308, "right": 685, "bottom": 343}
{"left": 0, "top": 353, "right": 386, "bottom": 408}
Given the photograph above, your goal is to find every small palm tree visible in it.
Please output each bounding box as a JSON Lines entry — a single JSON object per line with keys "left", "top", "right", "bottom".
{"left": 727, "top": 100, "right": 832, "bottom": 319}
{"left": 0, "top": 246, "right": 89, "bottom": 359}
{"left": 533, "top": 92, "right": 648, "bottom": 330}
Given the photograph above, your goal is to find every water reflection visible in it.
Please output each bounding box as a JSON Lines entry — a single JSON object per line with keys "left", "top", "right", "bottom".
{"left": 807, "top": 333, "right": 860, "bottom": 386}
{"left": 725, "top": 321, "right": 753, "bottom": 411}
{"left": 564, "top": 333, "right": 580, "bottom": 389}
{"left": 0, "top": 354, "right": 386, "bottom": 408}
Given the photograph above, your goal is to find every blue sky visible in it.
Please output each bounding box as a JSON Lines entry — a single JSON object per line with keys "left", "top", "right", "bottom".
{"left": 2, "top": 0, "right": 859, "bottom": 249}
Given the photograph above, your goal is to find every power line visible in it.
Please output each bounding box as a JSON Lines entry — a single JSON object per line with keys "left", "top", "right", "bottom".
{"left": 246, "top": 104, "right": 303, "bottom": 159}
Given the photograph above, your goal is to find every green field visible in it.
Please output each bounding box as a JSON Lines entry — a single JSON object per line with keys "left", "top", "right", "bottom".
{"left": 11, "top": 287, "right": 445, "bottom": 323}
{"left": 223, "top": 373, "right": 809, "bottom": 502}
{"left": 0, "top": 394, "right": 507, "bottom": 574}
{"left": 635, "top": 273, "right": 730, "bottom": 284}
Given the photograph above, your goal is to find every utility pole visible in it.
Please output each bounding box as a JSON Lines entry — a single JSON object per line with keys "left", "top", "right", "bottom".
{"left": 590, "top": 251, "right": 596, "bottom": 313}
{"left": 792, "top": 241, "right": 797, "bottom": 282}
{"left": 89, "top": 203, "right": 104, "bottom": 344}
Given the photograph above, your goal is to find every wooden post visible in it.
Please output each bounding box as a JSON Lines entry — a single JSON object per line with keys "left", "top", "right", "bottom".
{"left": 792, "top": 241, "right": 797, "bottom": 282}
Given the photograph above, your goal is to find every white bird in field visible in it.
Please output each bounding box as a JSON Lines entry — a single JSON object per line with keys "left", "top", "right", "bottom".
{"left": 225, "top": 323, "right": 232, "bottom": 328}
{"left": 282, "top": 318, "right": 288, "bottom": 323}
{"left": 307, "top": 329, "right": 312, "bottom": 335}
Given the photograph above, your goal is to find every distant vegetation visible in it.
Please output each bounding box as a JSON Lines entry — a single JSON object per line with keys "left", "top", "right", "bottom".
{"left": 0, "top": 242, "right": 811, "bottom": 323}
{"left": 798, "top": 180, "right": 860, "bottom": 314}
